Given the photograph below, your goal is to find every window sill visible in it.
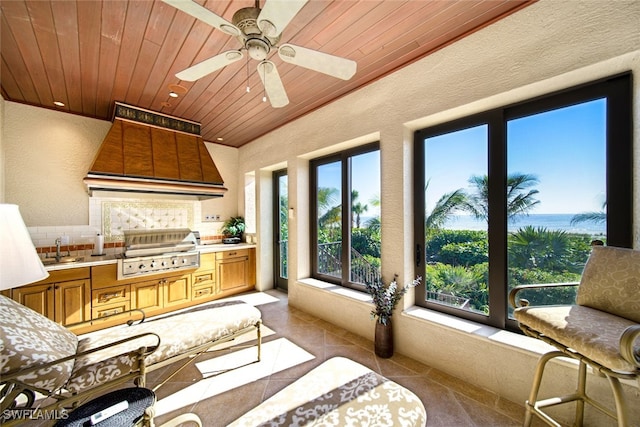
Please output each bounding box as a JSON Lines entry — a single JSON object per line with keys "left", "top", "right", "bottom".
{"left": 298, "top": 277, "right": 555, "bottom": 357}
{"left": 402, "top": 306, "right": 554, "bottom": 355}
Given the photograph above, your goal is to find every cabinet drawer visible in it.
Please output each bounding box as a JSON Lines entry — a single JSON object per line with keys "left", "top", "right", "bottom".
{"left": 216, "top": 249, "right": 249, "bottom": 260}
{"left": 93, "top": 285, "right": 129, "bottom": 307}
{"left": 192, "top": 284, "right": 216, "bottom": 300}
{"left": 193, "top": 271, "right": 214, "bottom": 285}
{"left": 92, "top": 301, "right": 130, "bottom": 319}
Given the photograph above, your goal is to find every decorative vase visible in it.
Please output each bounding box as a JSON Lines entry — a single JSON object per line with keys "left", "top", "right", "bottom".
{"left": 374, "top": 318, "right": 393, "bottom": 358}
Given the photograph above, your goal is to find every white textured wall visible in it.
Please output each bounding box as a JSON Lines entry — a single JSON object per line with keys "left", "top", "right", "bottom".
{"left": 1, "top": 103, "right": 241, "bottom": 227}
{"left": 238, "top": 0, "right": 640, "bottom": 423}
{"left": 3, "top": 103, "right": 110, "bottom": 225}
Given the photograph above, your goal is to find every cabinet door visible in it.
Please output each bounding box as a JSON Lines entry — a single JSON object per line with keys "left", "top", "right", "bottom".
{"left": 131, "top": 280, "right": 163, "bottom": 313}
{"left": 55, "top": 279, "right": 91, "bottom": 326}
{"left": 163, "top": 276, "right": 191, "bottom": 308}
{"left": 12, "top": 284, "right": 55, "bottom": 319}
{"left": 217, "top": 256, "right": 249, "bottom": 292}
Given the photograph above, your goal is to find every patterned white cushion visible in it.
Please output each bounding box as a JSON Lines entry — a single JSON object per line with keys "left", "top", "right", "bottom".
{"left": 0, "top": 295, "right": 78, "bottom": 391}
{"left": 229, "top": 357, "right": 427, "bottom": 426}
{"left": 577, "top": 246, "right": 640, "bottom": 323}
{"left": 514, "top": 305, "right": 639, "bottom": 372}
{"left": 67, "top": 301, "right": 261, "bottom": 392}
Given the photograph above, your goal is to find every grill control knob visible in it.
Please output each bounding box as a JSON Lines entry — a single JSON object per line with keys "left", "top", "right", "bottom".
{"left": 150, "top": 262, "right": 156, "bottom": 268}
{"left": 172, "top": 259, "right": 178, "bottom": 265}
{"left": 139, "top": 264, "right": 146, "bottom": 270}
{"left": 161, "top": 261, "right": 168, "bottom": 267}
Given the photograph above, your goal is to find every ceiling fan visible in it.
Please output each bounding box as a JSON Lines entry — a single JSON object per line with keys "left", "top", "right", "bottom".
{"left": 163, "top": 0, "right": 358, "bottom": 108}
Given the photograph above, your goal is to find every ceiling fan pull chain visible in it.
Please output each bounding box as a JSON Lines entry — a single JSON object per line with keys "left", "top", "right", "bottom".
{"left": 262, "top": 61, "right": 267, "bottom": 103}
{"left": 246, "top": 54, "right": 251, "bottom": 93}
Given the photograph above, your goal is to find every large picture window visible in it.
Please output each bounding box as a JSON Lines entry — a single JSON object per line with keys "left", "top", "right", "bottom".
{"left": 311, "top": 143, "right": 381, "bottom": 289}
{"left": 414, "top": 74, "right": 632, "bottom": 329}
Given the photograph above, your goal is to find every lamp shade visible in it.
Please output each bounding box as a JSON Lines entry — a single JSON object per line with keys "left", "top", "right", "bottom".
{"left": 0, "top": 204, "right": 48, "bottom": 290}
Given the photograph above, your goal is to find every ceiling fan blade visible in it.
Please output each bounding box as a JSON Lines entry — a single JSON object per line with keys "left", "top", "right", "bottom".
{"left": 278, "top": 44, "right": 357, "bottom": 80}
{"left": 257, "top": 61, "right": 289, "bottom": 108}
{"left": 257, "top": 0, "right": 308, "bottom": 37}
{"left": 176, "top": 50, "right": 244, "bottom": 81}
{"left": 162, "top": 0, "right": 241, "bottom": 37}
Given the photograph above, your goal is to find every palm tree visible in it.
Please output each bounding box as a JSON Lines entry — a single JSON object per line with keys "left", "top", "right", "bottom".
{"left": 465, "top": 173, "right": 540, "bottom": 222}
{"left": 426, "top": 188, "right": 468, "bottom": 229}
{"left": 570, "top": 201, "right": 606, "bottom": 225}
{"left": 317, "top": 187, "right": 339, "bottom": 226}
{"left": 365, "top": 194, "right": 381, "bottom": 232}
{"left": 351, "top": 190, "right": 368, "bottom": 228}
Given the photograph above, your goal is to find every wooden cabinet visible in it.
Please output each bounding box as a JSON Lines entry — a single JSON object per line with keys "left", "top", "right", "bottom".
{"left": 7, "top": 246, "right": 259, "bottom": 334}
{"left": 92, "top": 264, "right": 193, "bottom": 317}
{"left": 216, "top": 248, "right": 255, "bottom": 296}
{"left": 12, "top": 268, "right": 91, "bottom": 329}
{"left": 192, "top": 252, "right": 217, "bottom": 303}
{"left": 131, "top": 279, "right": 163, "bottom": 314}
{"left": 163, "top": 275, "right": 191, "bottom": 308}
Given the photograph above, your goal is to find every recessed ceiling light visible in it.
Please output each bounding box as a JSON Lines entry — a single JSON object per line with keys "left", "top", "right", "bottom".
{"left": 216, "top": 137, "right": 224, "bottom": 142}
{"left": 168, "top": 84, "right": 188, "bottom": 94}
{"left": 53, "top": 101, "right": 65, "bottom": 107}
{"left": 169, "top": 91, "right": 178, "bottom": 98}
{"left": 161, "top": 102, "right": 172, "bottom": 107}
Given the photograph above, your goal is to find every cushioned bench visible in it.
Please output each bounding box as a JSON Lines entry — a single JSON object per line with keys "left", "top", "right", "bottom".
{"left": 0, "top": 296, "right": 261, "bottom": 426}
{"left": 228, "top": 356, "right": 427, "bottom": 426}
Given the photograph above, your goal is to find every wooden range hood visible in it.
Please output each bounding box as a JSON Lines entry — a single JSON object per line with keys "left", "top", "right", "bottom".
{"left": 84, "top": 103, "right": 227, "bottom": 199}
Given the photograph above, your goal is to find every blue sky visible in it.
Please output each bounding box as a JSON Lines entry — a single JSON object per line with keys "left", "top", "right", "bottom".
{"left": 316, "top": 98, "right": 607, "bottom": 219}
{"left": 317, "top": 151, "right": 381, "bottom": 219}
{"left": 425, "top": 98, "right": 607, "bottom": 215}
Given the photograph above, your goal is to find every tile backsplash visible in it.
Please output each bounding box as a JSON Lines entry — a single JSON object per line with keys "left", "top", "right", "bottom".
{"left": 28, "top": 195, "right": 227, "bottom": 258}
{"left": 97, "top": 199, "right": 195, "bottom": 242}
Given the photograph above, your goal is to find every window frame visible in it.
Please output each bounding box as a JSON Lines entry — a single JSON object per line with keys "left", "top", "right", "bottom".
{"left": 310, "top": 142, "right": 381, "bottom": 290}
{"left": 413, "top": 73, "right": 632, "bottom": 331}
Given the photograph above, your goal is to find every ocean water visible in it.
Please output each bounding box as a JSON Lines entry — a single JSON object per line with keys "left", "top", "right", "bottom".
{"left": 443, "top": 214, "right": 606, "bottom": 236}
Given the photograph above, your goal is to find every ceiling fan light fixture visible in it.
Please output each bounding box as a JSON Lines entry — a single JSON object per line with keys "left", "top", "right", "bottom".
{"left": 246, "top": 38, "right": 270, "bottom": 61}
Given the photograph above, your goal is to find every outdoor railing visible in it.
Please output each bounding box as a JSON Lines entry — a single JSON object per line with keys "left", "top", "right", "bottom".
{"left": 318, "top": 242, "right": 342, "bottom": 277}
{"left": 426, "top": 291, "right": 470, "bottom": 309}
{"left": 279, "top": 240, "right": 288, "bottom": 279}
{"left": 317, "top": 241, "right": 381, "bottom": 284}
{"left": 350, "top": 248, "right": 381, "bottom": 285}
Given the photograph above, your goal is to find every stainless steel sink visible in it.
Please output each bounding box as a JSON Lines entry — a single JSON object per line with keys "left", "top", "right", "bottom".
{"left": 42, "top": 256, "right": 85, "bottom": 265}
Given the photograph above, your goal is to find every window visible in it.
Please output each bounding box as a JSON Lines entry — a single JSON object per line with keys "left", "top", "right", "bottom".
{"left": 273, "top": 169, "right": 288, "bottom": 291}
{"left": 414, "top": 74, "right": 632, "bottom": 330}
{"left": 311, "top": 143, "right": 381, "bottom": 289}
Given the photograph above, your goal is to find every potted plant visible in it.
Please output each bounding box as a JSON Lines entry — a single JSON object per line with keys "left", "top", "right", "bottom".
{"left": 221, "top": 216, "right": 246, "bottom": 244}
{"left": 365, "top": 275, "right": 421, "bottom": 358}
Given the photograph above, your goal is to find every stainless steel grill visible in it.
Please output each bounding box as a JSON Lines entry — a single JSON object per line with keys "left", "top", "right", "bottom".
{"left": 117, "top": 228, "right": 200, "bottom": 279}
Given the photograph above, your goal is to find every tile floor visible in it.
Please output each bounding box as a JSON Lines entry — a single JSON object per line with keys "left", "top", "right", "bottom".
{"left": 145, "top": 289, "right": 528, "bottom": 426}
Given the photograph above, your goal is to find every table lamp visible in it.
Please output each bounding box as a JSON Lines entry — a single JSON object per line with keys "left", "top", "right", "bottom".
{"left": 0, "top": 204, "right": 49, "bottom": 291}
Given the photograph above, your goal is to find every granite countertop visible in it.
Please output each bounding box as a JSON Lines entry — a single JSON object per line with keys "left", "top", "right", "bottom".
{"left": 44, "top": 243, "right": 257, "bottom": 271}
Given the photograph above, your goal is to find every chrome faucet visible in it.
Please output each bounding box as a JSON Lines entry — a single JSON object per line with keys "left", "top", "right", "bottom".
{"left": 55, "top": 238, "right": 62, "bottom": 261}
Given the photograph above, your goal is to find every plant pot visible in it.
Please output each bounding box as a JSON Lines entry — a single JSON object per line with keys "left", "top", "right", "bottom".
{"left": 374, "top": 318, "right": 393, "bottom": 358}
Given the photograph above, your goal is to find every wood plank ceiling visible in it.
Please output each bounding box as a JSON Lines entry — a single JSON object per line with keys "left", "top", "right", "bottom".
{"left": 1, "top": 0, "right": 534, "bottom": 148}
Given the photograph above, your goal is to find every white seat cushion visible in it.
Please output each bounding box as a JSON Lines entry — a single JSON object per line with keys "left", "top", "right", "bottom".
{"left": 514, "top": 304, "right": 639, "bottom": 372}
